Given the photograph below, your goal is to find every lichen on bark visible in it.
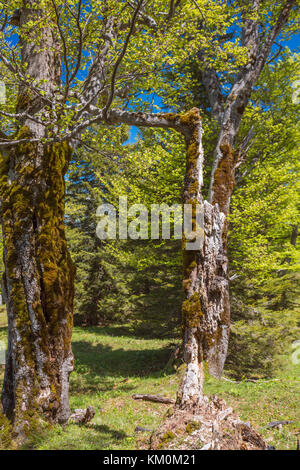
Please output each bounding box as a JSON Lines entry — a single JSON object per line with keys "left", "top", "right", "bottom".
{"left": 176, "top": 108, "right": 205, "bottom": 410}
{"left": 177, "top": 108, "right": 231, "bottom": 410}
{"left": 0, "top": 128, "right": 75, "bottom": 438}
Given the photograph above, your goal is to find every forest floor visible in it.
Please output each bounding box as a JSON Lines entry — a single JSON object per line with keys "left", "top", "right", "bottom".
{"left": 0, "top": 307, "right": 299, "bottom": 450}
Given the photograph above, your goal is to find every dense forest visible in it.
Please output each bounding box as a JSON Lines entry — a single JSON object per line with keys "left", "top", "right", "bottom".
{"left": 0, "top": 0, "right": 299, "bottom": 452}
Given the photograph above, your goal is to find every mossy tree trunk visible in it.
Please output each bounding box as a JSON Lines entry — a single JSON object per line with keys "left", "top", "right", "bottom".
{"left": 176, "top": 109, "right": 230, "bottom": 410}
{"left": 0, "top": 3, "right": 75, "bottom": 435}
{"left": 0, "top": 140, "right": 75, "bottom": 432}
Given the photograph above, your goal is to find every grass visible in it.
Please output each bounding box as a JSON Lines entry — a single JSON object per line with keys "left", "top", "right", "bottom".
{"left": 0, "top": 306, "right": 299, "bottom": 450}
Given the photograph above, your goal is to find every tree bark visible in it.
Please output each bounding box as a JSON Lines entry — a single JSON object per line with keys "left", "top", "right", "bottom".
{"left": 193, "top": 2, "right": 297, "bottom": 400}
{"left": 0, "top": 138, "right": 75, "bottom": 432}
{"left": 0, "top": 3, "right": 75, "bottom": 436}
{"left": 176, "top": 109, "right": 230, "bottom": 410}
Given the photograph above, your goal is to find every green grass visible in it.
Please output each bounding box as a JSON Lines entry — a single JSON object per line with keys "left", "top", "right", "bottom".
{"left": 0, "top": 306, "right": 299, "bottom": 450}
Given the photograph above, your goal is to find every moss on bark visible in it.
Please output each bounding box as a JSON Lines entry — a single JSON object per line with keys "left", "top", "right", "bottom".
{"left": 0, "top": 129, "right": 75, "bottom": 434}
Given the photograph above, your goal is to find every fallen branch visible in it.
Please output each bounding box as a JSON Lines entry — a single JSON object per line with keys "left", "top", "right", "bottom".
{"left": 132, "top": 394, "right": 175, "bottom": 404}
{"left": 135, "top": 426, "right": 153, "bottom": 433}
{"left": 267, "top": 420, "right": 293, "bottom": 429}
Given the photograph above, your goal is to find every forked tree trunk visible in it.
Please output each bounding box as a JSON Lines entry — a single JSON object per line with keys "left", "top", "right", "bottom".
{"left": 177, "top": 109, "right": 230, "bottom": 409}
{"left": 0, "top": 4, "right": 75, "bottom": 436}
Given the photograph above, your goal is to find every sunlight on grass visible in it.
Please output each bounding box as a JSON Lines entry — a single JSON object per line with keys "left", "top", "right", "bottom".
{"left": 0, "top": 317, "right": 299, "bottom": 450}
{"left": 22, "top": 325, "right": 178, "bottom": 450}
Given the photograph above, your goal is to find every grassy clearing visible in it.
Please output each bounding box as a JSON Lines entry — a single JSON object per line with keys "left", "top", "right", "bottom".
{"left": 0, "top": 306, "right": 299, "bottom": 450}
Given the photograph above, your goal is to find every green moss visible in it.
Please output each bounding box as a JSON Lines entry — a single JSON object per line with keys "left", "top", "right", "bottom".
{"left": 180, "top": 108, "right": 204, "bottom": 332}
{"left": 185, "top": 421, "right": 200, "bottom": 434}
{"left": 188, "top": 180, "right": 199, "bottom": 194}
{"left": 157, "top": 430, "right": 176, "bottom": 449}
{"left": 182, "top": 279, "right": 191, "bottom": 291}
{"left": 17, "top": 91, "right": 33, "bottom": 112}
{"left": 0, "top": 413, "right": 15, "bottom": 449}
{"left": 211, "top": 142, "right": 235, "bottom": 215}
{"left": 179, "top": 108, "right": 200, "bottom": 126}
{"left": 182, "top": 248, "right": 197, "bottom": 276}
{"left": 162, "top": 430, "right": 175, "bottom": 440}
{"left": 0, "top": 131, "right": 75, "bottom": 427}
{"left": 182, "top": 292, "right": 203, "bottom": 328}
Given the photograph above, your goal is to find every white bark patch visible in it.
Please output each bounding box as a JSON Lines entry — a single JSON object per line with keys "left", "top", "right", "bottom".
{"left": 200, "top": 201, "right": 230, "bottom": 379}
{"left": 179, "top": 329, "right": 204, "bottom": 408}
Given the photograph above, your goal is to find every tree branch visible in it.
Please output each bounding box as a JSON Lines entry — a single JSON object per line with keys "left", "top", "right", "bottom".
{"left": 106, "top": 108, "right": 190, "bottom": 137}
{"left": 76, "top": 17, "right": 115, "bottom": 120}
{"left": 102, "top": 0, "right": 145, "bottom": 118}
{"left": 127, "top": 0, "right": 158, "bottom": 29}
{"left": 202, "top": 68, "right": 224, "bottom": 124}
{"left": 51, "top": 0, "right": 70, "bottom": 96}
{"left": 256, "top": 0, "right": 297, "bottom": 74}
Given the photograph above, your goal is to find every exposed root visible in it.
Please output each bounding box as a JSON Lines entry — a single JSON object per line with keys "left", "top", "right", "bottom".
{"left": 69, "top": 406, "right": 95, "bottom": 425}
{"left": 150, "top": 395, "right": 267, "bottom": 450}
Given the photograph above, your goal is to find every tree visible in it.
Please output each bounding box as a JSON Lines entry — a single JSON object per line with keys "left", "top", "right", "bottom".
{"left": 167, "top": 0, "right": 299, "bottom": 408}
{"left": 0, "top": 0, "right": 298, "bottom": 436}
{"left": 74, "top": 51, "right": 298, "bottom": 378}
{"left": 0, "top": 0, "right": 204, "bottom": 435}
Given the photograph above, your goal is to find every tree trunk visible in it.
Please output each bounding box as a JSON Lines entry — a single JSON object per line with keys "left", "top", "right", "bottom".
{"left": 177, "top": 109, "right": 230, "bottom": 409}
{"left": 0, "top": 3, "right": 75, "bottom": 436}
{"left": 0, "top": 138, "right": 75, "bottom": 433}
{"left": 195, "top": 2, "right": 298, "bottom": 398}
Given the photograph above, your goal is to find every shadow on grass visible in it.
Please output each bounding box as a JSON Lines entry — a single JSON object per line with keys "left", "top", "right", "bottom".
{"left": 22, "top": 422, "right": 129, "bottom": 450}
{"left": 75, "top": 323, "right": 179, "bottom": 341}
{"left": 71, "top": 340, "right": 173, "bottom": 394}
{"left": 87, "top": 423, "right": 128, "bottom": 441}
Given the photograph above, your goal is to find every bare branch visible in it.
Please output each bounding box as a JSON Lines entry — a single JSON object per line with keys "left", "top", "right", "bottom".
{"left": 266, "top": 43, "right": 284, "bottom": 65}
{"left": 256, "top": 0, "right": 297, "bottom": 72}
{"left": 77, "top": 17, "right": 115, "bottom": 118}
{"left": 65, "top": 1, "right": 94, "bottom": 97}
{"left": 202, "top": 68, "right": 224, "bottom": 124}
{"left": 105, "top": 108, "right": 190, "bottom": 137}
{"left": 0, "top": 109, "right": 50, "bottom": 127}
{"left": 241, "top": 0, "right": 260, "bottom": 49}
{"left": 0, "top": 137, "right": 41, "bottom": 147}
{"left": 127, "top": 0, "right": 158, "bottom": 29}
{"left": 234, "top": 125, "right": 255, "bottom": 169}
{"left": 51, "top": 0, "right": 70, "bottom": 96}
{"left": 191, "top": 0, "right": 206, "bottom": 23}
{"left": 102, "top": 0, "right": 145, "bottom": 118}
